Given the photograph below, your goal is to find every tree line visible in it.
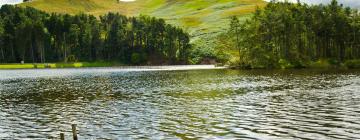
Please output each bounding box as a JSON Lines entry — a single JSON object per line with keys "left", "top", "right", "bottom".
{"left": 229, "top": 0, "right": 360, "bottom": 68}
{"left": 0, "top": 5, "right": 191, "bottom": 64}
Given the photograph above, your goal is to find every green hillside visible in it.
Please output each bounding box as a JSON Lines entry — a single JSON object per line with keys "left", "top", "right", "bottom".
{"left": 20, "top": 0, "right": 265, "bottom": 38}
{"left": 19, "top": 0, "right": 266, "bottom": 63}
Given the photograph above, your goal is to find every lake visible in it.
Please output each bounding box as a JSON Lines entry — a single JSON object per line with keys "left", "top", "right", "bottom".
{"left": 0, "top": 68, "right": 359, "bottom": 139}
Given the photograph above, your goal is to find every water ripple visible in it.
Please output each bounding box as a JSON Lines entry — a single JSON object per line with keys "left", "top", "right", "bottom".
{"left": 0, "top": 69, "right": 359, "bottom": 139}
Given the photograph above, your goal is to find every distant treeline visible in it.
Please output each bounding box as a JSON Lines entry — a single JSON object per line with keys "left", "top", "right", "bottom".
{"left": 0, "top": 5, "right": 191, "bottom": 64}
{"left": 229, "top": 0, "right": 360, "bottom": 68}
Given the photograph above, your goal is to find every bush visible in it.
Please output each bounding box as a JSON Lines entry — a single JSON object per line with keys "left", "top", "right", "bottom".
{"left": 66, "top": 55, "right": 78, "bottom": 63}
{"left": 131, "top": 53, "right": 142, "bottom": 64}
{"left": 278, "top": 59, "right": 294, "bottom": 69}
{"left": 189, "top": 43, "right": 217, "bottom": 64}
{"left": 344, "top": 59, "right": 360, "bottom": 69}
{"left": 309, "top": 59, "right": 331, "bottom": 69}
{"left": 227, "top": 57, "right": 240, "bottom": 66}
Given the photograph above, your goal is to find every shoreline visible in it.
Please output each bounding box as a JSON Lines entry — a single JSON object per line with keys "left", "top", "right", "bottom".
{"left": 0, "top": 63, "right": 227, "bottom": 70}
{"left": 105, "top": 65, "right": 227, "bottom": 70}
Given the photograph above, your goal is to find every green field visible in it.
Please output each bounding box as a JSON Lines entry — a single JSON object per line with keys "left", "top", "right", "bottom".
{"left": 20, "top": 0, "right": 266, "bottom": 43}
{"left": 0, "top": 62, "right": 120, "bottom": 69}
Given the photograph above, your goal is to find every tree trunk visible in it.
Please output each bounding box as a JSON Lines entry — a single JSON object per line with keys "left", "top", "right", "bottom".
{"left": 0, "top": 47, "right": 4, "bottom": 61}
{"left": 42, "top": 44, "right": 46, "bottom": 63}
{"left": 63, "top": 33, "right": 67, "bottom": 62}
{"left": 11, "top": 42, "right": 15, "bottom": 62}
{"left": 31, "top": 39, "right": 35, "bottom": 63}
{"left": 235, "top": 27, "right": 241, "bottom": 62}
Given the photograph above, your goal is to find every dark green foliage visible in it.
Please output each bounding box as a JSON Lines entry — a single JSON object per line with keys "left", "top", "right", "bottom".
{"left": 344, "top": 60, "right": 360, "bottom": 69}
{"left": 229, "top": 0, "right": 360, "bottom": 69}
{"left": 0, "top": 5, "right": 191, "bottom": 64}
{"left": 131, "top": 53, "right": 142, "bottom": 64}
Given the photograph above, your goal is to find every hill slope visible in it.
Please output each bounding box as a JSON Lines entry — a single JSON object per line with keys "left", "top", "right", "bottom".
{"left": 21, "top": 0, "right": 265, "bottom": 37}
{"left": 20, "top": 0, "right": 266, "bottom": 63}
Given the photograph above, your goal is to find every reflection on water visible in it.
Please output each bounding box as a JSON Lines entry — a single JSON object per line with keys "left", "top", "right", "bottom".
{"left": 0, "top": 68, "right": 360, "bottom": 139}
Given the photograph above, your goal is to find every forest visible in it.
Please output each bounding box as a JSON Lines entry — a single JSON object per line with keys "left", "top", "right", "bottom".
{"left": 0, "top": 5, "right": 191, "bottom": 65}
{"left": 228, "top": 0, "right": 360, "bottom": 69}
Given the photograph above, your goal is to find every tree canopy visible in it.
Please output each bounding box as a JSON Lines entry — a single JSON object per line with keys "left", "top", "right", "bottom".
{"left": 0, "top": 5, "right": 191, "bottom": 65}
{"left": 229, "top": 0, "right": 360, "bottom": 68}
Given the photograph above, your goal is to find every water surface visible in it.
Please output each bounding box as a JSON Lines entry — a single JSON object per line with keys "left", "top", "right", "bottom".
{"left": 0, "top": 68, "right": 359, "bottom": 139}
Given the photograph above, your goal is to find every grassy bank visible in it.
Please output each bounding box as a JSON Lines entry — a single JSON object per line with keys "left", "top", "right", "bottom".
{"left": 228, "top": 59, "right": 360, "bottom": 69}
{"left": 0, "top": 62, "right": 119, "bottom": 69}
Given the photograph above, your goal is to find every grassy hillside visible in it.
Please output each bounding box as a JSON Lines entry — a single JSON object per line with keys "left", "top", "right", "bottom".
{"left": 20, "top": 0, "right": 266, "bottom": 63}
{"left": 21, "top": 0, "right": 265, "bottom": 36}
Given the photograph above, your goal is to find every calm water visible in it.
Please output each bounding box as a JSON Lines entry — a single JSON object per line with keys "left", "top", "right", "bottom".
{"left": 0, "top": 68, "right": 359, "bottom": 139}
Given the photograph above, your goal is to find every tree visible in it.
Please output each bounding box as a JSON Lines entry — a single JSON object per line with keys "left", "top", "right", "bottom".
{"left": 90, "top": 17, "right": 101, "bottom": 61}
{"left": 33, "top": 20, "right": 46, "bottom": 63}
{"left": 229, "top": 16, "right": 242, "bottom": 63}
{"left": 0, "top": 5, "right": 192, "bottom": 64}
{"left": 0, "top": 18, "right": 4, "bottom": 61}
{"left": 228, "top": 0, "right": 360, "bottom": 68}
{"left": 65, "top": 24, "right": 80, "bottom": 62}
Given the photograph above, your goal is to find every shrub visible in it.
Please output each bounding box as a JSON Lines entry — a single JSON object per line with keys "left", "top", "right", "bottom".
{"left": 66, "top": 55, "right": 78, "bottom": 63}
{"left": 131, "top": 53, "right": 141, "bottom": 64}
{"left": 278, "top": 59, "right": 294, "bottom": 69}
{"left": 344, "top": 60, "right": 360, "bottom": 69}
{"left": 309, "top": 59, "right": 331, "bottom": 69}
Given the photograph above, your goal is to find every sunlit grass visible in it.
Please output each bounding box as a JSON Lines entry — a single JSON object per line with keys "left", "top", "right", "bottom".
{"left": 181, "top": 17, "right": 202, "bottom": 27}
{"left": 0, "top": 62, "right": 119, "bottom": 69}
{"left": 20, "top": 0, "right": 266, "bottom": 34}
{"left": 0, "top": 64, "right": 35, "bottom": 69}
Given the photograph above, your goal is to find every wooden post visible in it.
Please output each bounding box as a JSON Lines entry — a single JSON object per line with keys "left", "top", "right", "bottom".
{"left": 60, "top": 133, "right": 65, "bottom": 140}
{"left": 72, "top": 124, "right": 78, "bottom": 140}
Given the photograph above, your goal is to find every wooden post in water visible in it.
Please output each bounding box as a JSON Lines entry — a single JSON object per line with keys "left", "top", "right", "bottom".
{"left": 60, "top": 133, "right": 65, "bottom": 140}
{"left": 72, "top": 124, "right": 78, "bottom": 140}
